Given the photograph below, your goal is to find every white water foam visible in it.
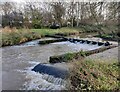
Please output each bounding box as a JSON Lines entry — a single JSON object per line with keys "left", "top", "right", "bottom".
{"left": 17, "top": 61, "right": 67, "bottom": 90}
{"left": 52, "top": 41, "right": 103, "bottom": 51}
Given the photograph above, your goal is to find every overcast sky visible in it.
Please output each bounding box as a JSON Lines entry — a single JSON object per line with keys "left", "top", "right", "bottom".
{"left": 0, "top": 0, "right": 120, "bottom": 3}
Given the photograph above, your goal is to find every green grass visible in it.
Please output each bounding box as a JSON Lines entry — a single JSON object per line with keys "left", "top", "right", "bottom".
{"left": 71, "top": 59, "right": 119, "bottom": 90}
{"left": 30, "top": 27, "right": 80, "bottom": 36}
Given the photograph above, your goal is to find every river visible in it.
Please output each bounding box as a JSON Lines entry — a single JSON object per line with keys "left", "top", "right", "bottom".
{"left": 1, "top": 38, "right": 103, "bottom": 90}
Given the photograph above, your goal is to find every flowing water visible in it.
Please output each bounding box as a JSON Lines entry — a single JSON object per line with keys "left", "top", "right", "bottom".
{"left": 1, "top": 38, "right": 103, "bottom": 90}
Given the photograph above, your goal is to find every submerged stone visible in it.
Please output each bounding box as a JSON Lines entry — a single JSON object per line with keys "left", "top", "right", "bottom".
{"left": 98, "top": 42, "right": 104, "bottom": 46}
{"left": 91, "top": 41, "right": 97, "bottom": 45}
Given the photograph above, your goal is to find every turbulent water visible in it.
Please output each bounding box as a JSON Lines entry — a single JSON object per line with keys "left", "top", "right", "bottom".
{"left": 2, "top": 38, "right": 103, "bottom": 90}
{"left": 20, "top": 62, "right": 67, "bottom": 90}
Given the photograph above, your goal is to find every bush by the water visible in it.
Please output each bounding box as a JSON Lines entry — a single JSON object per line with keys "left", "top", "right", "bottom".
{"left": 78, "top": 24, "right": 118, "bottom": 34}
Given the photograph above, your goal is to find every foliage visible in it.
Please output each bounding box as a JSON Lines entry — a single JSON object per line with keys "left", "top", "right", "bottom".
{"left": 63, "top": 53, "right": 76, "bottom": 61}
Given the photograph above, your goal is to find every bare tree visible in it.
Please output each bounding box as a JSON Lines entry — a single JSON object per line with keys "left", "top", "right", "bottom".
{"left": 1, "top": 2, "right": 14, "bottom": 16}
{"left": 50, "top": 2, "right": 65, "bottom": 26}
{"left": 23, "top": 2, "right": 43, "bottom": 28}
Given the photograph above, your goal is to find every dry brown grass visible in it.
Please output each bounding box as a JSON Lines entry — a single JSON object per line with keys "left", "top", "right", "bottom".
{"left": 1, "top": 26, "right": 18, "bottom": 33}
{"left": 1, "top": 27, "right": 41, "bottom": 47}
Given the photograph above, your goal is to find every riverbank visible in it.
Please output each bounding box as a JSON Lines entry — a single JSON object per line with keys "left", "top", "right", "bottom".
{"left": 69, "top": 47, "right": 119, "bottom": 90}
{"left": 1, "top": 27, "right": 41, "bottom": 47}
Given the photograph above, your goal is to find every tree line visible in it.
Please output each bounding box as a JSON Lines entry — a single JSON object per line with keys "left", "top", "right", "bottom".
{"left": 0, "top": 2, "right": 119, "bottom": 28}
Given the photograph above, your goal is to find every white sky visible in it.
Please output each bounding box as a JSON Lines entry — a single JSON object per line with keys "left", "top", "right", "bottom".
{"left": 0, "top": 0, "right": 25, "bottom": 3}
{"left": 0, "top": 0, "right": 120, "bottom": 3}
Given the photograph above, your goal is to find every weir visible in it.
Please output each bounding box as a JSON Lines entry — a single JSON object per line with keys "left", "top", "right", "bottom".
{"left": 32, "top": 64, "right": 68, "bottom": 79}
{"left": 18, "top": 37, "right": 111, "bottom": 47}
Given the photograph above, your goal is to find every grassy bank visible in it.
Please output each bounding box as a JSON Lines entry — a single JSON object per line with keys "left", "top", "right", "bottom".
{"left": 31, "top": 25, "right": 118, "bottom": 36}
{"left": 70, "top": 59, "right": 119, "bottom": 90}
{"left": 30, "top": 27, "right": 80, "bottom": 37}
{"left": 95, "top": 34, "right": 119, "bottom": 41}
{"left": 1, "top": 27, "right": 41, "bottom": 47}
